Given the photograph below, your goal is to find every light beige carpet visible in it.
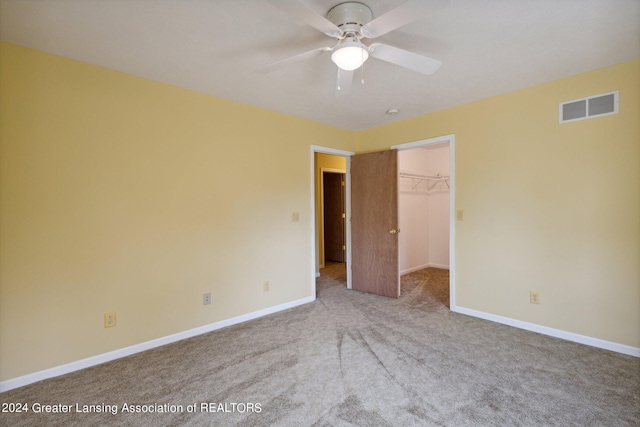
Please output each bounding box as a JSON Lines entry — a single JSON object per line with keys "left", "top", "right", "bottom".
{"left": 1, "top": 265, "right": 638, "bottom": 426}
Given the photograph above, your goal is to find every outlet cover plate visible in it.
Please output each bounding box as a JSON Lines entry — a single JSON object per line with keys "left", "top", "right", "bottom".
{"left": 530, "top": 291, "right": 540, "bottom": 304}
{"left": 104, "top": 311, "right": 116, "bottom": 328}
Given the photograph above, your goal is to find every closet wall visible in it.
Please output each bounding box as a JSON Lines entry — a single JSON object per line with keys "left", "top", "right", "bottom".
{"left": 398, "top": 144, "right": 450, "bottom": 274}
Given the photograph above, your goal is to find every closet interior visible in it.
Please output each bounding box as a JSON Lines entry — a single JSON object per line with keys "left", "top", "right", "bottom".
{"left": 398, "top": 143, "right": 451, "bottom": 275}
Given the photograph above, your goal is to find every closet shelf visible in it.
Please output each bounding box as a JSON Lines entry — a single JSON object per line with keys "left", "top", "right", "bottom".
{"left": 399, "top": 172, "right": 450, "bottom": 191}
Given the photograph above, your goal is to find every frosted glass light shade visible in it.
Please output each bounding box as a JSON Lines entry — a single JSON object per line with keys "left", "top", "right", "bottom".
{"left": 331, "top": 41, "right": 369, "bottom": 71}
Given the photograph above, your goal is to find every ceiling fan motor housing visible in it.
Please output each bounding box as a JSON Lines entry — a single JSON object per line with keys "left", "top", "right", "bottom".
{"left": 327, "top": 2, "right": 373, "bottom": 36}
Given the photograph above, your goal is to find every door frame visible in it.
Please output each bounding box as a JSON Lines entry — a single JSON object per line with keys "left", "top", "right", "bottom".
{"left": 320, "top": 168, "right": 346, "bottom": 268}
{"left": 311, "top": 146, "right": 354, "bottom": 297}
{"left": 310, "top": 134, "right": 455, "bottom": 309}
{"left": 391, "top": 134, "right": 456, "bottom": 310}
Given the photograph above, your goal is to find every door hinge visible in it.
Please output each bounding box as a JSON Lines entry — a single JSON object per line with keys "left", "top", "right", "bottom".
{"left": 342, "top": 245, "right": 346, "bottom": 251}
{"left": 342, "top": 213, "right": 346, "bottom": 218}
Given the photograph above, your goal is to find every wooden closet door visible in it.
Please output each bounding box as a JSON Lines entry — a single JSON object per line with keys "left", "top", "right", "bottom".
{"left": 350, "top": 150, "right": 399, "bottom": 298}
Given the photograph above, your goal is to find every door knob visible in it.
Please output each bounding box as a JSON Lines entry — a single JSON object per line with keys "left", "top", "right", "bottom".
{"left": 389, "top": 228, "right": 399, "bottom": 235}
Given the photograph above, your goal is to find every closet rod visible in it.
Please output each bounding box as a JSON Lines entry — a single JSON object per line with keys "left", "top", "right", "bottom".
{"left": 399, "top": 172, "right": 450, "bottom": 190}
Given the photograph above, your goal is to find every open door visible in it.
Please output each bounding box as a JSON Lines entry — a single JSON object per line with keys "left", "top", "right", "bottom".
{"left": 351, "top": 150, "right": 399, "bottom": 298}
{"left": 323, "top": 172, "right": 346, "bottom": 263}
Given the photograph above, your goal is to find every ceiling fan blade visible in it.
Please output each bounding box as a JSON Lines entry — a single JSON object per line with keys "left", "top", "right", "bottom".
{"left": 335, "top": 68, "right": 353, "bottom": 96}
{"left": 369, "top": 43, "right": 441, "bottom": 75}
{"left": 268, "top": 0, "right": 341, "bottom": 37}
{"left": 361, "top": 0, "right": 450, "bottom": 39}
{"left": 257, "top": 47, "right": 330, "bottom": 74}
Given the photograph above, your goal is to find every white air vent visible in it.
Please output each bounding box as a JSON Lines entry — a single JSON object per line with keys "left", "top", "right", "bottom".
{"left": 559, "top": 91, "right": 618, "bottom": 123}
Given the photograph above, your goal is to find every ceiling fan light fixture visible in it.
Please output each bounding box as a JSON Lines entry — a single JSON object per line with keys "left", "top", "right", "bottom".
{"left": 331, "top": 40, "right": 369, "bottom": 71}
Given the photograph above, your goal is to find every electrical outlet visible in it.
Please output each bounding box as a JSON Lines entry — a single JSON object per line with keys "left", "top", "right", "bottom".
{"left": 104, "top": 311, "right": 116, "bottom": 328}
{"left": 203, "top": 292, "right": 211, "bottom": 305}
{"left": 530, "top": 291, "right": 540, "bottom": 304}
{"left": 263, "top": 281, "right": 270, "bottom": 292}
{"left": 292, "top": 212, "right": 300, "bottom": 222}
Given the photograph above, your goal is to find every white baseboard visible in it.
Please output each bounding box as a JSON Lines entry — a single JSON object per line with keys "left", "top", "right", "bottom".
{"left": 400, "top": 264, "right": 430, "bottom": 275}
{"left": 453, "top": 305, "right": 640, "bottom": 358}
{"left": 0, "top": 296, "right": 315, "bottom": 393}
{"left": 400, "top": 263, "right": 450, "bottom": 276}
{"left": 428, "top": 263, "right": 450, "bottom": 270}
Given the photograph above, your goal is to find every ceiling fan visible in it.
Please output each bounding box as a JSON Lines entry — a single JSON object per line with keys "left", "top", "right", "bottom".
{"left": 258, "top": 0, "right": 449, "bottom": 96}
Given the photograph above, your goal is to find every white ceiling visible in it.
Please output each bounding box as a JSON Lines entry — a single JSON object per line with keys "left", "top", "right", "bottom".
{"left": 1, "top": 0, "right": 639, "bottom": 131}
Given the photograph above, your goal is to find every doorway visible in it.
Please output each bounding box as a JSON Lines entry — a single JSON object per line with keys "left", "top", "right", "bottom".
{"left": 311, "top": 147, "right": 353, "bottom": 290}
{"left": 391, "top": 135, "right": 456, "bottom": 308}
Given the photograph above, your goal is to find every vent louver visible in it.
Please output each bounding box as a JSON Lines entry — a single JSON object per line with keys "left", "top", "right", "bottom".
{"left": 559, "top": 91, "right": 618, "bottom": 123}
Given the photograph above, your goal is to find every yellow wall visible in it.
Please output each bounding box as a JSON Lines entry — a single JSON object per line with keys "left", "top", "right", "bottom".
{"left": 0, "top": 43, "right": 357, "bottom": 381}
{"left": 314, "top": 153, "right": 347, "bottom": 272}
{"left": 1, "top": 41, "right": 638, "bottom": 383}
{"left": 359, "top": 59, "right": 640, "bottom": 348}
